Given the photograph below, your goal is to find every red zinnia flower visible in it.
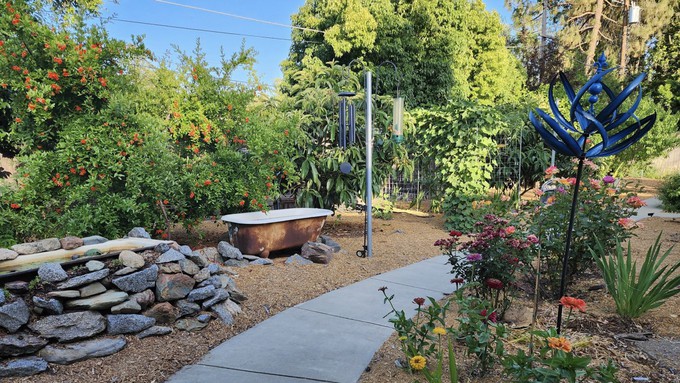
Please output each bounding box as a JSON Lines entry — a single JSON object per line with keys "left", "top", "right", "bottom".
{"left": 559, "top": 296, "right": 586, "bottom": 312}
{"left": 450, "top": 277, "right": 464, "bottom": 285}
{"left": 203, "top": 180, "right": 212, "bottom": 186}
{"left": 10, "top": 203, "right": 20, "bottom": 209}
{"left": 189, "top": 191, "right": 195, "bottom": 199}
{"left": 47, "top": 71, "right": 59, "bottom": 80}
{"left": 53, "top": 57, "right": 63, "bottom": 64}
{"left": 378, "top": 286, "right": 387, "bottom": 292}
{"left": 485, "top": 278, "right": 504, "bottom": 290}
{"left": 239, "top": 200, "right": 245, "bottom": 206}
{"left": 449, "top": 230, "right": 462, "bottom": 237}
{"left": 413, "top": 297, "right": 425, "bottom": 306}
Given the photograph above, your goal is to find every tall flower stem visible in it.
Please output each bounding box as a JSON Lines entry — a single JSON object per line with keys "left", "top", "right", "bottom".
{"left": 556, "top": 149, "right": 587, "bottom": 334}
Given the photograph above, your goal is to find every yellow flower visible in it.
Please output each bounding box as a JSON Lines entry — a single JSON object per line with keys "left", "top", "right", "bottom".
{"left": 433, "top": 327, "right": 446, "bottom": 336}
{"left": 409, "top": 355, "right": 427, "bottom": 371}
{"left": 547, "top": 336, "right": 572, "bottom": 353}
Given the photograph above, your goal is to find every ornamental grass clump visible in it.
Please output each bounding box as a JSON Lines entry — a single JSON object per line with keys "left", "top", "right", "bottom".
{"left": 591, "top": 234, "right": 680, "bottom": 319}
{"left": 437, "top": 214, "right": 538, "bottom": 317}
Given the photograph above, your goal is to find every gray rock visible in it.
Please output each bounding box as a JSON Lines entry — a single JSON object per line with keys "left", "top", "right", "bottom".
{"left": 156, "top": 273, "right": 195, "bottom": 301}
{"left": 187, "top": 249, "right": 211, "bottom": 267}
{"left": 127, "top": 227, "right": 151, "bottom": 239}
{"left": 0, "top": 357, "right": 48, "bottom": 377}
{"left": 112, "top": 264, "right": 158, "bottom": 293}
{"left": 84, "top": 248, "right": 102, "bottom": 257}
{"left": 285, "top": 254, "right": 314, "bottom": 266}
{"left": 198, "top": 275, "right": 235, "bottom": 290}
{"left": 65, "top": 290, "right": 128, "bottom": 310}
{"left": 178, "top": 245, "right": 193, "bottom": 256}
{"left": 0, "top": 333, "right": 48, "bottom": 357}
{"left": 319, "top": 235, "right": 342, "bottom": 252}
{"left": 211, "top": 302, "right": 234, "bottom": 325}
{"left": 207, "top": 263, "right": 220, "bottom": 274}
{"left": 154, "top": 242, "right": 171, "bottom": 254}
{"left": 301, "top": 241, "right": 334, "bottom": 264}
{"left": 175, "top": 318, "right": 208, "bottom": 332}
{"left": 56, "top": 268, "right": 109, "bottom": 290}
{"left": 39, "top": 337, "right": 126, "bottom": 365}
{"left": 111, "top": 299, "right": 142, "bottom": 314}
{"left": 0, "top": 248, "right": 19, "bottom": 261}
{"left": 0, "top": 292, "right": 4, "bottom": 305}
{"left": 60, "top": 236, "right": 84, "bottom": 250}
{"left": 82, "top": 235, "right": 108, "bottom": 246}
{"left": 143, "top": 302, "right": 176, "bottom": 325}
{"left": 79, "top": 282, "right": 107, "bottom": 298}
{"left": 30, "top": 311, "right": 105, "bottom": 342}
{"left": 201, "top": 289, "right": 229, "bottom": 309}
{"left": 119, "top": 250, "right": 145, "bottom": 268}
{"left": 137, "top": 325, "right": 172, "bottom": 339}
{"left": 222, "top": 299, "right": 242, "bottom": 316}
{"left": 130, "top": 289, "right": 155, "bottom": 309}
{"left": 107, "top": 314, "right": 155, "bottom": 335}
{"left": 249, "top": 258, "right": 274, "bottom": 266}
{"left": 32, "top": 296, "right": 63, "bottom": 315}
{"left": 5, "top": 280, "right": 29, "bottom": 293}
{"left": 175, "top": 299, "right": 201, "bottom": 318}
{"left": 178, "top": 258, "right": 200, "bottom": 275}
{"left": 37, "top": 262, "right": 69, "bottom": 283}
{"left": 187, "top": 285, "right": 216, "bottom": 302}
{"left": 224, "top": 259, "right": 249, "bottom": 268}
{"left": 85, "top": 260, "right": 106, "bottom": 271}
{"left": 217, "top": 241, "right": 243, "bottom": 260}
{"left": 113, "top": 266, "right": 137, "bottom": 276}
{"left": 159, "top": 263, "right": 182, "bottom": 273}
{"left": 226, "top": 288, "right": 248, "bottom": 303}
{"left": 0, "top": 299, "right": 30, "bottom": 332}
{"left": 193, "top": 268, "right": 211, "bottom": 283}
{"left": 241, "top": 254, "right": 260, "bottom": 261}
{"left": 11, "top": 238, "right": 61, "bottom": 255}
{"left": 196, "top": 313, "right": 212, "bottom": 323}
{"left": 156, "top": 249, "right": 185, "bottom": 263}
{"left": 47, "top": 290, "right": 79, "bottom": 299}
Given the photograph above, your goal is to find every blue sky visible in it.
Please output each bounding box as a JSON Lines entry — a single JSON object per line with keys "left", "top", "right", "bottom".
{"left": 101, "top": 0, "right": 511, "bottom": 86}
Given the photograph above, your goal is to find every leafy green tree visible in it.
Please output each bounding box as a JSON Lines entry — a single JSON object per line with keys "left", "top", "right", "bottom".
{"left": 647, "top": 1, "right": 680, "bottom": 113}
{"left": 284, "top": 0, "right": 525, "bottom": 107}
{"left": 277, "top": 57, "right": 411, "bottom": 209}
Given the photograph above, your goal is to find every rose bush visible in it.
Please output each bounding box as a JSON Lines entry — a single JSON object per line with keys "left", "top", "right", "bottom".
{"left": 525, "top": 163, "right": 642, "bottom": 295}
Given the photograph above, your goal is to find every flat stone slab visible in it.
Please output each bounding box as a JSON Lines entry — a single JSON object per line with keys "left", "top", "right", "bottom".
{"left": 297, "top": 277, "right": 451, "bottom": 327}
{"left": 634, "top": 338, "right": 680, "bottom": 372}
{"left": 167, "top": 364, "right": 318, "bottom": 383}
{"left": 370, "top": 255, "right": 454, "bottom": 293}
{"left": 197, "top": 308, "right": 393, "bottom": 383}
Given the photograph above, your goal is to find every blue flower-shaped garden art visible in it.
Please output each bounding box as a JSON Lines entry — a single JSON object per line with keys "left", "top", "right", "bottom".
{"left": 529, "top": 54, "right": 656, "bottom": 333}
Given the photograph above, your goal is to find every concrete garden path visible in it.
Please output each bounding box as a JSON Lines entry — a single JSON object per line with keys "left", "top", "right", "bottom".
{"left": 632, "top": 197, "right": 680, "bottom": 221}
{"left": 166, "top": 255, "right": 455, "bottom": 383}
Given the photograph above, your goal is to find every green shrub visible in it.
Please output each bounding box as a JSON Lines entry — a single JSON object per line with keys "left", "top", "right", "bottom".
{"left": 591, "top": 234, "right": 680, "bottom": 319}
{"left": 659, "top": 172, "right": 680, "bottom": 213}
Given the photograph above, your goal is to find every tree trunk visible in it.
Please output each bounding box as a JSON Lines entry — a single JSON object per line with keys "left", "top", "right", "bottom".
{"left": 585, "top": 0, "right": 605, "bottom": 74}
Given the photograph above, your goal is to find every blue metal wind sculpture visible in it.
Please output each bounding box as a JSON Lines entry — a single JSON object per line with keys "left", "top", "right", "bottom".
{"left": 529, "top": 53, "right": 656, "bottom": 334}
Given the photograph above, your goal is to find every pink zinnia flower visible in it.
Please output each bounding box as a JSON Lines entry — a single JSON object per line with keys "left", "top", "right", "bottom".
{"left": 466, "top": 253, "right": 482, "bottom": 262}
{"left": 505, "top": 226, "right": 516, "bottom": 235}
{"left": 603, "top": 175, "right": 616, "bottom": 184}
{"left": 413, "top": 297, "right": 426, "bottom": 306}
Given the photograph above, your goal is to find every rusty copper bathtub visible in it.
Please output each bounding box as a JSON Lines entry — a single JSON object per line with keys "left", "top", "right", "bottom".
{"left": 221, "top": 208, "right": 333, "bottom": 258}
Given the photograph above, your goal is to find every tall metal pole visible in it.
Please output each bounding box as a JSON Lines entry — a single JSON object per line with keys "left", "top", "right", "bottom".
{"left": 619, "top": 0, "right": 630, "bottom": 78}
{"left": 365, "top": 71, "right": 373, "bottom": 257}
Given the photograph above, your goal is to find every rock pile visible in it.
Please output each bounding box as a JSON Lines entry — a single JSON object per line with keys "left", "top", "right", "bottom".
{"left": 0, "top": 228, "right": 249, "bottom": 378}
